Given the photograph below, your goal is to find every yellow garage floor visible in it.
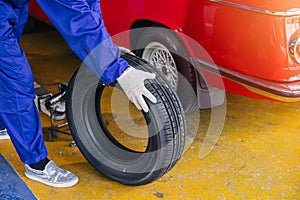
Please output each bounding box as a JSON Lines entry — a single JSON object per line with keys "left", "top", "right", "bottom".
{"left": 0, "top": 27, "right": 299, "bottom": 200}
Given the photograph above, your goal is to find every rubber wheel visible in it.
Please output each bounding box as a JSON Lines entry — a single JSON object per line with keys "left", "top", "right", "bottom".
{"left": 65, "top": 53, "right": 186, "bottom": 185}
{"left": 135, "top": 27, "right": 198, "bottom": 113}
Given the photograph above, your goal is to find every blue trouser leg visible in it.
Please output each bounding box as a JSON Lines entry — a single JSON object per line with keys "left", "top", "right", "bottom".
{"left": 0, "top": 1, "right": 48, "bottom": 164}
{"left": 0, "top": 104, "right": 48, "bottom": 164}
{"left": 0, "top": 119, "right": 4, "bottom": 129}
{"left": 0, "top": 2, "right": 27, "bottom": 130}
{"left": 37, "top": 0, "right": 129, "bottom": 84}
{"left": 14, "top": 3, "right": 28, "bottom": 43}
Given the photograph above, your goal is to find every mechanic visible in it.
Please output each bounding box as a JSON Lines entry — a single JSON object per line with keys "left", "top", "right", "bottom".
{"left": 0, "top": 0, "right": 156, "bottom": 188}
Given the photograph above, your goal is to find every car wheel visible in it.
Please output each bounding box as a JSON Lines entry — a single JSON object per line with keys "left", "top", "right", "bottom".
{"left": 65, "top": 53, "right": 186, "bottom": 185}
{"left": 135, "top": 27, "right": 198, "bottom": 113}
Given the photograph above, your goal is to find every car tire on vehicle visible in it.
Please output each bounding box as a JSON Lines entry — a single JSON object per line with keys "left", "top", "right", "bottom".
{"left": 65, "top": 53, "right": 186, "bottom": 185}
{"left": 134, "top": 27, "right": 198, "bottom": 113}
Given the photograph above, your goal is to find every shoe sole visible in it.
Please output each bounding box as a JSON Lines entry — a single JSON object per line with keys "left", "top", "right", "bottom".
{"left": 0, "top": 135, "right": 10, "bottom": 140}
{"left": 25, "top": 172, "right": 78, "bottom": 188}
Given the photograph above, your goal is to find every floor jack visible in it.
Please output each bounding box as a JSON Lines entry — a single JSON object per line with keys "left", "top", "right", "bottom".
{"left": 34, "top": 82, "right": 76, "bottom": 147}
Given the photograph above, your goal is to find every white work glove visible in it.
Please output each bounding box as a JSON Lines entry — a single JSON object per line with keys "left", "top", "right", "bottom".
{"left": 117, "top": 67, "right": 157, "bottom": 112}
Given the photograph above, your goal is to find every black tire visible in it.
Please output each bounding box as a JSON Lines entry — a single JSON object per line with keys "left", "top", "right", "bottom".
{"left": 65, "top": 53, "right": 186, "bottom": 185}
{"left": 134, "top": 27, "right": 198, "bottom": 113}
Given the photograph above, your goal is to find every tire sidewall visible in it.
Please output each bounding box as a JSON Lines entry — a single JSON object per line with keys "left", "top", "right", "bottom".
{"left": 66, "top": 54, "right": 186, "bottom": 185}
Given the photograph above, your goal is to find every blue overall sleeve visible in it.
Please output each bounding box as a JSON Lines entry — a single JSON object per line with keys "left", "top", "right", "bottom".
{"left": 36, "top": 0, "right": 129, "bottom": 84}
{"left": 0, "top": 1, "right": 48, "bottom": 164}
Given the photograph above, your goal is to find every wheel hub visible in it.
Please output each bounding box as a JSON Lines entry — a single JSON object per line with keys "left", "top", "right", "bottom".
{"left": 142, "top": 42, "right": 178, "bottom": 90}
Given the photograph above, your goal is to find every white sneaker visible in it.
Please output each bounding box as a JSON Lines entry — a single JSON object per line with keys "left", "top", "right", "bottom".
{"left": 0, "top": 128, "right": 10, "bottom": 140}
{"left": 25, "top": 160, "right": 78, "bottom": 188}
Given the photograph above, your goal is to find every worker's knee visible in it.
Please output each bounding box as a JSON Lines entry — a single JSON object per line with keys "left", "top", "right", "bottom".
{"left": 0, "top": 91, "right": 35, "bottom": 113}
{"left": 0, "top": 58, "right": 35, "bottom": 113}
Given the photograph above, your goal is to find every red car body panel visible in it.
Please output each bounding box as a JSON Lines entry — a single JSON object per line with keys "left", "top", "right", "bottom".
{"left": 28, "top": 0, "right": 49, "bottom": 22}
{"left": 28, "top": 0, "right": 300, "bottom": 102}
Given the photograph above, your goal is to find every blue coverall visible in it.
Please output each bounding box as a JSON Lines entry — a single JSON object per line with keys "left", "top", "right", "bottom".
{"left": 0, "top": 0, "right": 129, "bottom": 164}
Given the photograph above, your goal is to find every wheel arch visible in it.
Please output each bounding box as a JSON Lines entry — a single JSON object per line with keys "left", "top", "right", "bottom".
{"left": 130, "top": 19, "right": 166, "bottom": 50}
{"left": 129, "top": 19, "right": 191, "bottom": 54}
{"left": 129, "top": 18, "right": 199, "bottom": 71}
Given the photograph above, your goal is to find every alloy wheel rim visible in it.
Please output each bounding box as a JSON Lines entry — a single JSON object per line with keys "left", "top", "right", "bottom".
{"left": 142, "top": 42, "right": 178, "bottom": 90}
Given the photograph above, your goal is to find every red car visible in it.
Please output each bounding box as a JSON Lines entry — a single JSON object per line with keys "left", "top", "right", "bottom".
{"left": 28, "top": 0, "right": 300, "bottom": 112}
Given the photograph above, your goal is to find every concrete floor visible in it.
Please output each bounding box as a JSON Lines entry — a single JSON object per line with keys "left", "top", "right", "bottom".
{"left": 0, "top": 26, "right": 299, "bottom": 200}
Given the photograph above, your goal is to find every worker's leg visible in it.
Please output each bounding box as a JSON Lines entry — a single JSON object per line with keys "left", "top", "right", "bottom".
{"left": 13, "top": 2, "right": 28, "bottom": 44}
{"left": 0, "top": 119, "right": 4, "bottom": 129}
{"left": 0, "top": 1, "right": 48, "bottom": 164}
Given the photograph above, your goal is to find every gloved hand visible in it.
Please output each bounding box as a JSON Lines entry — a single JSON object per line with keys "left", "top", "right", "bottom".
{"left": 117, "top": 67, "right": 157, "bottom": 112}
